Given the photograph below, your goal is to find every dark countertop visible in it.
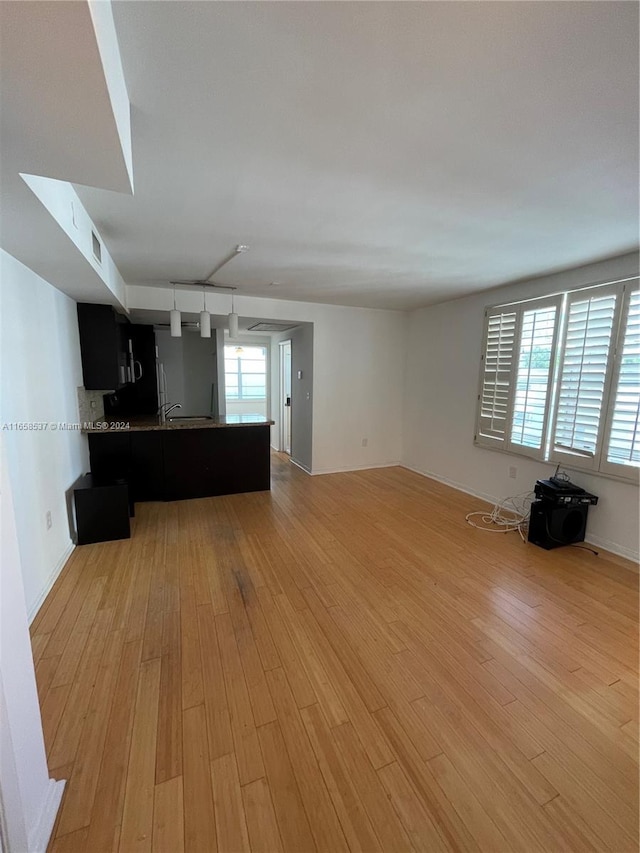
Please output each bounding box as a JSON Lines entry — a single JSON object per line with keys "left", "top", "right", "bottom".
{"left": 83, "top": 414, "right": 274, "bottom": 434}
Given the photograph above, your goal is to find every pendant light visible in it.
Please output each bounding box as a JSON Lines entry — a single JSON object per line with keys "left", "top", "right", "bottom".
{"left": 170, "top": 285, "right": 181, "bottom": 337}
{"left": 200, "top": 285, "right": 211, "bottom": 338}
{"left": 228, "top": 291, "right": 239, "bottom": 338}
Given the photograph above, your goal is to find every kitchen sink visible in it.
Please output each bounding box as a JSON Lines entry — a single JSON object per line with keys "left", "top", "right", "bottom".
{"left": 167, "top": 415, "right": 215, "bottom": 423}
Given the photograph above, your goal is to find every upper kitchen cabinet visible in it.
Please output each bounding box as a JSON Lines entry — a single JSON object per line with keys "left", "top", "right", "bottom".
{"left": 77, "top": 303, "right": 130, "bottom": 390}
{"left": 121, "top": 324, "right": 158, "bottom": 415}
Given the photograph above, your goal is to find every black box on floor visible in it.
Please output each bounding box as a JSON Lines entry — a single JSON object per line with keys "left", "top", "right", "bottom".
{"left": 73, "top": 474, "right": 131, "bottom": 545}
{"left": 528, "top": 500, "right": 589, "bottom": 550}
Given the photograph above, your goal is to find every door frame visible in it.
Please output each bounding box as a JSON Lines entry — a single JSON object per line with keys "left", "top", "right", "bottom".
{"left": 279, "top": 339, "right": 292, "bottom": 454}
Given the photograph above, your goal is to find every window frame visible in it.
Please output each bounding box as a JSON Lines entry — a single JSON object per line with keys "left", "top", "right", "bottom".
{"left": 547, "top": 282, "right": 624, "bottom": 476}
{"left": 475, "top": 293, "right": 562, "bottom": 461}
{"left": 224, "top": 343, "right": 268, "bottom": 403}
{"left": 474, "top": 277, "right": 640, "bottom": 485}
{"left": 505, "top": 294, "right": 563, "bottom": 461}
{"left": 599, "top": 284, "right": 640, "bottom": 479}
{"left": 475, "top": 305, "right": 519, "bottom": 449}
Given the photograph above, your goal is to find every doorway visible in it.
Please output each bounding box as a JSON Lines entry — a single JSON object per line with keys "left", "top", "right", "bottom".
{"left": 279, "top": 340, "right": 292, "bottom": 455}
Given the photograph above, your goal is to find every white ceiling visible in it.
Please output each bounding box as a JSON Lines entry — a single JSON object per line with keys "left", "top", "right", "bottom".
{"left": 9, "top": 2, "right": 640, "bottom": 311}
{"left": 0, "top": 1, "right": 133, "bottom": 301}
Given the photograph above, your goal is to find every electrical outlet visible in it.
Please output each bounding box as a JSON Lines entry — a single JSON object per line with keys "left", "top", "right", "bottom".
{"left": 508, "top": 466, "right": 517, "bottom": 479}
{"left": 362, "top": 438, "right": 368, "bottom": 447}
{"left": 46, "top": 510, "right": 52, "bottom": 530}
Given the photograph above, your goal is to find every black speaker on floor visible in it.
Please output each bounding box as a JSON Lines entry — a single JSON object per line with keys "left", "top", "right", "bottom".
{"left": 528, "top": 501, "right": 589, "bottom": 550}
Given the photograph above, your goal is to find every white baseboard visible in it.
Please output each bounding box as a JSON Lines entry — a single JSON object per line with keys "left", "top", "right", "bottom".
{"left": 28, "top": 541, "right": 75, "bottom": 625}
{"left": 401, "top": 464, "right": 639, "bottom": 567}
{"left": 582, "top": 534, "right": 639, "bottom": 567}
{"left": 310, "top": 461, "right": 402, "bottom": 476}
{"left": 28, "top": 778, "right": 65, "bottom": 853}
{"left": 290, "top": 457, "right": 311, "bottom": 475}
{"left": 401, "top": 464, "right": 500, "bottom": 505}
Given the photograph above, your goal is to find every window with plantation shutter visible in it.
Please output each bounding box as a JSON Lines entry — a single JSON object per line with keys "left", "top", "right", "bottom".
{"left": 510, "top": 302, "right": 558, "bottom": 454}
{"left": 475, "top": 276, "right": 639, "bottom": 483}
{"left": 477, "top": 309, "right": 517, "bottom": 444}
{"left": 550, "top": 288, "right": 617, "bottom": 468}
{"left": 476, "top": 297, "right": 560, "bottom": 459}
{"left": 603, "top": 288, "right": 640, "bottom": 471}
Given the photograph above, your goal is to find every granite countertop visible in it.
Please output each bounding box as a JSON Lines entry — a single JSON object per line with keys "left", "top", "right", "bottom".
{"left": 83, "top": 414, "right": 274, "bottom": 434}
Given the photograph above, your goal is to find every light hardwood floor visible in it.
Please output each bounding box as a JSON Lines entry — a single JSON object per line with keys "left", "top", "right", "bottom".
{"left": 32, "top": 454, "right": 638, "bottom": 852}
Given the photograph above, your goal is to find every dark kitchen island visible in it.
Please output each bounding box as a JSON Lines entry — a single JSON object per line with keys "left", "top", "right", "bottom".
{"left": 84, "top": 415, "right": 274, "bottom": 502}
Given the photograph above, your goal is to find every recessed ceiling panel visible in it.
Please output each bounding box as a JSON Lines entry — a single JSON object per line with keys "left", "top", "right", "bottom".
{"left": 247, "top": 322, "right": 298, "bottom": 332}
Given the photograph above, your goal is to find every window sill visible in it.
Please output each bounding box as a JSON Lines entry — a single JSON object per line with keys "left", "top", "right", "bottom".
{"left": 473, "top": 440, "right": 639, "bottom": 487}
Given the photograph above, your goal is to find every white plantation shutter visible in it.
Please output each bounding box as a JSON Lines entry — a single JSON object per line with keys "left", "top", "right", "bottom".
{"left": 477, "top": 309, "right": 517, "bottom": 445}
{"left": 509, "top": 301, "right": 559, "bottom": 455}
{"left": 551, "top": 287, "right": 618, "bottom": 469}
{"left": 475, "top": 277, "right": 638, "bottom": 481}
{"left": 603, "top": 288, "right": 640, "bottom": 472}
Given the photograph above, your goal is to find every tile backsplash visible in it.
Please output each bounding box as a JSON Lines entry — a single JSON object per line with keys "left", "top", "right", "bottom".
{"left": 77, "top": 387, "right": 109, "bottom": 424}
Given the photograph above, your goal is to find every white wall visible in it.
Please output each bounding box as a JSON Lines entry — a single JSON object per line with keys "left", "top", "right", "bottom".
{"left": 0, "top": 250, "right": 89, "bottom": 617}
{"left": 215, "top": 329, "right": 226, "bottom": 418}
{"left": 270, "top": 330, "right": 292, "bottom": 451}
{"left": 403, "top": 252, "right": 640, "bottom": 560}
{"left": 289, "top": 324, "right": 314, "bottom": 472}
{"left": 156, "top": 328, "right": 183, "bottom": 411}
{"left": 20, "top": 175, "right": 127, "bottom": 307}
{"left": 182, "top": 331, "right": 219, "bottom": 416}
{"left": 87, "top": 0, "right": 134, "bottom": 191}
{"left": 0, "top": 435, "right": 65, "bottom": 852}
{"left": 128, "top": 286, "right": 406, "bottom": 474}
{"left": 156, "top": 328, "right": 220, "bottom": 416}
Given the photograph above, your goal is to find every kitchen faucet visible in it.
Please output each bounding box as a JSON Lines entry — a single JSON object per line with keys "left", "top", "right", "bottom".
{"left": 158, "top": 402, "right": 182, "bottom": 424}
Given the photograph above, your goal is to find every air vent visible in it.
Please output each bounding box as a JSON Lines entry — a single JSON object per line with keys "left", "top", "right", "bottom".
{"left": 91, "top": 230, "right": 102, "bottom": 264}
{"left": 247, "top": 322, "right": 298, "bottom": 332}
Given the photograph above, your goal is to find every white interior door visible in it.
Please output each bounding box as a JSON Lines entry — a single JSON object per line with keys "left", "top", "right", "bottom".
{"left": 280, "top": 340, "right": 292, "bottom": 454}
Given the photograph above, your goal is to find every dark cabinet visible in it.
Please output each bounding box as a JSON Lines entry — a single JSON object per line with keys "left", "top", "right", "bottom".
{"left": 86, "top": 431, "right": 136, "bottom": 514}
{"left": 88, "top": 431, "right": 164, "bottom": 503}
{"left": 162, "top": 426, "right": 270, "bottom": 501}
{"left": 88, "top": 426, "right": 270, "bottom": 504}
{"left": 130, "top": 431, "right": 164, "bottom": 501}
{"left": 77, "top": 303, "right": 129, "bottom": 390}
{"left": 130, "top": 325, "right": 158, "bottom": 412}
{"left": 73, "top": 474, "right": 130, "bottom": 544}
{"left": 88, "top": 432, "right": 131, "bottom": 480}
{"left": 115, "top": 325, "right": 159, "bottom": 415}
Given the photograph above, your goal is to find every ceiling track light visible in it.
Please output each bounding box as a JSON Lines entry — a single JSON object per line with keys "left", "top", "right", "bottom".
{"left": 200, "top": 285, "right": 211, "bottom": 338}
{"left": 203, "top": 243, "right": 250, "bottom": 281}
{"left": 170, "top": 285, "right": 181, "bottom": 337}
{"left": 168, "top": 243, "right": 247, "bottom": 337}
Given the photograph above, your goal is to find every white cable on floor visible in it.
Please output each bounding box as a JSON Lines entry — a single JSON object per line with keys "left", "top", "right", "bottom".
{"left": 465, "top": 491, "right": 535, "bottom": 543}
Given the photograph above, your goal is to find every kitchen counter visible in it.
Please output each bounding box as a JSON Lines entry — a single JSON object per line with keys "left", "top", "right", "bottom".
{"left": 83, "top": 414, "right": 274, "bottom": 433}
{"left": 86, "top": 415, "right": 272, "bottom": 501}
